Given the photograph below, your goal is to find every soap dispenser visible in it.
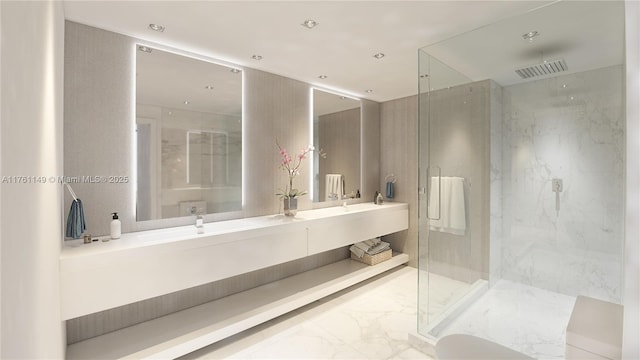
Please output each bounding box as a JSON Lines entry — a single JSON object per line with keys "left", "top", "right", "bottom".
{"left": 110, "top": 212, "right": 121, "bottom": 239}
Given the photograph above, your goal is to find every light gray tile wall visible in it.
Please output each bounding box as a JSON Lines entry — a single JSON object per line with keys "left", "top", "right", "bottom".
{"left": 380, "top": 95, "right": 419, "bottom": 267}
{"left": 361, "top": 99, "right": 381, "bottom": 202}
{"left": 242, "top": 68, "right": 312, "bottom": 216}
{"left": 64, "top": 22, "right": 135, "bottom": 236}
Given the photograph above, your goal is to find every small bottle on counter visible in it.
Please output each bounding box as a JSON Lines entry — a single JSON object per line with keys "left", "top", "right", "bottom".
{"left": 376, "top": 192, "right": 384, "bottom": 205}
{"left": 110, "top": 212, "right": 121, "bottom": 239}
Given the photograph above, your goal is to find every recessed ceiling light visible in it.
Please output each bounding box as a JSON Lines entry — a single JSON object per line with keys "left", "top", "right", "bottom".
{"left": 183, "top": 100, "right": 190, "bottom": 105}
{"left": 522, "top": 30, "right": 539, "bottom": 41}
{"left": 204, "top": 85, "right": 214, "bottom": 90}
{"left": 148, "top": 23, "right": 165, "bottom": 32}
{"left": 230, "top": 68, "right": 241, "bottom": 73}
{"left": 137, "top": 45, "right": 152, "bottom": 53}
{"left": 251, "top": 55, "right": 263, "bottom": 60}
{"left": 365, "top": 89, "right": 374, "bottom": 93}
{"left": 301, "top": 19, "right": 319, "bottom": 29}
{"left": 373, "top": 53, "right": 385, "bottom": 59}
{"left": 318, "top": 75, "right": 328, "bottom": 79}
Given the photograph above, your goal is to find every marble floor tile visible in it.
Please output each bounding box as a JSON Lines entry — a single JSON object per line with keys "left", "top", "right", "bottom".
{"left": 181, "top": 266, "right": 434, "bottom": 360}
{"left": 180, "top": 266, "right": 576, "bottom": 360}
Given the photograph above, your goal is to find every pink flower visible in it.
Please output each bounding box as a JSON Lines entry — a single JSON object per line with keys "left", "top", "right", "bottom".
{"left": 276, "top": 139, "right": 317, "bottom": 199}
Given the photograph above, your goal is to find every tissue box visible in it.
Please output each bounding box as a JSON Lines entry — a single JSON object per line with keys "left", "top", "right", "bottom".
{"left": 351, "top": 249, "right": 392, "bottom": 266}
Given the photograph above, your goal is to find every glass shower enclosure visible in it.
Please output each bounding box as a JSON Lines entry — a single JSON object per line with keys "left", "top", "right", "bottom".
{"left": 417, "top": 52, "right": 493, "bottom": 337}
{"left": 416, "top": 2, "right": 625, "bottom": 357}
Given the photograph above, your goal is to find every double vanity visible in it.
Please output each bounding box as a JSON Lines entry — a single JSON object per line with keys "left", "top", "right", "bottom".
{"left": 62, "top": 202, "right": 409, "bottom": 359}
{"left": 62, "top": 21, "right": 400, "bottom": 359}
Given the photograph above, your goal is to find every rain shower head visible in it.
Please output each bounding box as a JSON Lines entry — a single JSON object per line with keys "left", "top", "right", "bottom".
{"left": 515, "top": 59, "right": 568, "bottom": 79}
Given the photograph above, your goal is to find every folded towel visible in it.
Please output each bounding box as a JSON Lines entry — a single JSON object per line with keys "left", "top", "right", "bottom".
{"left": 367, "top": 241, "right": 391, "bottom": 255}
{"left": 65, "top": 199, "right": 86, "bottom": 239}
{"left": 349, "top": 238, "right": 390, "bottom": 258}
{"left": 350, "top": 245, "right": 366, "bottom": 258}
{"left": 325, "top": 174, "right": 344, "bottom": 201}
{"left": 386, "top": 181, "right": 394, "bottom": 199}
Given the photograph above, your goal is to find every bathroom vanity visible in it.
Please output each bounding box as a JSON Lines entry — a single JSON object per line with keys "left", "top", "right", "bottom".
{"left": 62, "top": 202, "right": 409, "bottom": 359}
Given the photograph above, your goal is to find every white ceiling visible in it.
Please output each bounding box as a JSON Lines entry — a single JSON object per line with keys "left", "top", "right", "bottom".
{"left": 421, "top": 0, "right": 625, "bottom": 89}
{"left": 63, "top": 0, "right": 560, "bottom": 103}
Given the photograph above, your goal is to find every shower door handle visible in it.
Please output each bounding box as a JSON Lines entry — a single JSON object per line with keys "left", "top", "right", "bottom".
{"left": 426, "top": 166, "right": 442, "bottom": 220}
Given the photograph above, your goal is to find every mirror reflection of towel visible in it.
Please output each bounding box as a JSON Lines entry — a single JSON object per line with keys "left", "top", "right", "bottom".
{"left": 325, "top": 174, "right": 344, "bottom": 201}
{"left": 429, "top": 176, "right": 466, "bottom": 235}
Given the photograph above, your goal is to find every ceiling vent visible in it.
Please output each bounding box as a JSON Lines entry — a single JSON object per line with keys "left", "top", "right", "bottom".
{"left": 515, "top": 59, "right": 568, "bottom": 79}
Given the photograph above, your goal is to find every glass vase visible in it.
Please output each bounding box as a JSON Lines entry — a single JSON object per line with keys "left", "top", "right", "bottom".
{"left": 284, "top": 197, "right": 298, "bottom": 217}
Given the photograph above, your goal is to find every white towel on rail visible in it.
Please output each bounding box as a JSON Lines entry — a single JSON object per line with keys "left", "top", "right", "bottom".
{"left": 325, "top": 174, "right": 344, "bottom": 201}
{"left": 428, "top": 176, "right": 466, "bottom": 236}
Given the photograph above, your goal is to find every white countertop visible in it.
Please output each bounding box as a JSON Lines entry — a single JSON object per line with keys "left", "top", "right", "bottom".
{"left": 62, "top": 202, "right": 408, "bottom": 260}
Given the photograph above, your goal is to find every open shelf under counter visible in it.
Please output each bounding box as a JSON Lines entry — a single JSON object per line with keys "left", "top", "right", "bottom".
{"left": 66, "top": 252, "right": 409, "bottom": 360}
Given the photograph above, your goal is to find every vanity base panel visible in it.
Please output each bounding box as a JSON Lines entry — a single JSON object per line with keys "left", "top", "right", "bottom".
{"left": 66, "top": 253, "right": 409, "bottom": 360}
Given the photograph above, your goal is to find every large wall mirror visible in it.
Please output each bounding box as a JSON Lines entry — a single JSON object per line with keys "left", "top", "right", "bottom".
{"left": 136, "top": 46, "right": 242, "bottom": 220}
{"left": 312, "top": 89, "right": 361, "bottom": 202}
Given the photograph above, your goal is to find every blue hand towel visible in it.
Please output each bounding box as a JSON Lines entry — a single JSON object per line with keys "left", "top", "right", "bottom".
{"left": 65, "top": 199, "right": 86, "bottom": 239}
{"left": 386, "top": 181, "right": 394, "bottom": 199}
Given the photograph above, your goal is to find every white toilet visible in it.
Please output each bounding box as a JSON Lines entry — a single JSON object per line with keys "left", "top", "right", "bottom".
{"left": 435, "top": 334, "right": 535, "bottom": 359}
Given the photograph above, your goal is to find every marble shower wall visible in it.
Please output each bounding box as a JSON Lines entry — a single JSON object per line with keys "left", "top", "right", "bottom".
{"left": 500, "top": 65, "right": 624, "bottom": 303}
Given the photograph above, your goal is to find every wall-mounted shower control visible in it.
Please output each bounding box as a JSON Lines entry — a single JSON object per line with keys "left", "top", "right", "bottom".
{"left": 552, "top": 178, "right": 563, "bottom": 215}
{"left": 552, "top": 178, "right": 563, "bottom": 192}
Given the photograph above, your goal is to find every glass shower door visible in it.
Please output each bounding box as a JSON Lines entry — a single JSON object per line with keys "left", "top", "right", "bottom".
{"left": 417, "top": 50, "right": 490, "bottom": 338}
